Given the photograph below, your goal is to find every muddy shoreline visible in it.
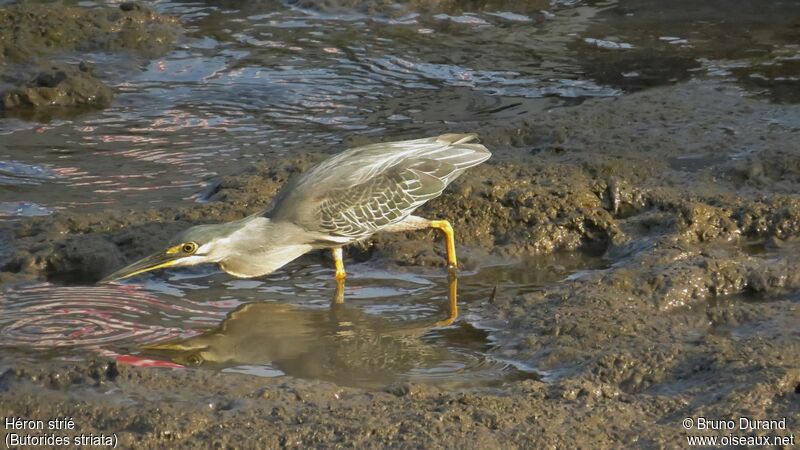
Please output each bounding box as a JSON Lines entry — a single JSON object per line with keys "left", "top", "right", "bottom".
{"left": 1, "top": 78, "right": 798, "bottom": 447}
{"left": 0, "top": 2, "right": 178, "bottom": 115}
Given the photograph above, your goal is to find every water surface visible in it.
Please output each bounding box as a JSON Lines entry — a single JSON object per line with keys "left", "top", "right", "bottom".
{"left": 2, "top": 0, "right": 797, "bottom": 217}
{"left": 0, "top": 252, "right": 608, "bottom": 387}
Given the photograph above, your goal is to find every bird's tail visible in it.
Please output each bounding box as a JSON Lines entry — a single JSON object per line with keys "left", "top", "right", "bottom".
{"left": 436, "top": 133, "right": 480, "bottom": 145}
{"left": 431, "top": 133, "right": 491, "bottom": 171}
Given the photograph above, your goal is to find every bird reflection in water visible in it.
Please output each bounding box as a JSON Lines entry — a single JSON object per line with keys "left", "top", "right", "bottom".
{"left": 144, "top": 272, "right": 463, "bottom": 387}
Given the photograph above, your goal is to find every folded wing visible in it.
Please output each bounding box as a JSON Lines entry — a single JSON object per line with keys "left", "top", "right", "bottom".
{"left": 268, "top": 134, "right": 491, "bottom": 241}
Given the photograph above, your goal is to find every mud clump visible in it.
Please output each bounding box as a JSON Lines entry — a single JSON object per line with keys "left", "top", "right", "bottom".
{"left": 0, "top": 2, "right": 179, "bottom": 113}
{"left": 0, "top": 2, "right": 178, "bottom": 64}
{"left": 2, "top": 64, "right": 113, "bottom": 110}
{"left": 43, "top": 235, "right": 124, "bottom": 285}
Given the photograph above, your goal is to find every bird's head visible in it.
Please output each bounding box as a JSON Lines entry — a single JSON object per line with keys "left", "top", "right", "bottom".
{"left": 101, "top": 223, "right": 237, "bottom": 282}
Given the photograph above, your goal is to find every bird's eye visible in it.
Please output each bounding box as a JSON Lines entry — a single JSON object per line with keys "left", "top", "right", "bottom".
{"left": 182, "top": 242, "right": 198, "bottom": 254}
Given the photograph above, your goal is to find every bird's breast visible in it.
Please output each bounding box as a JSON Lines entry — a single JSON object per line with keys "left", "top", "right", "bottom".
{"left": 218, "top": 244, "right": 313, "bottom": 278}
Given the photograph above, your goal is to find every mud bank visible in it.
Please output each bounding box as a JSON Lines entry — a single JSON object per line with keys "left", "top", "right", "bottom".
{"left": 2, "top": 80, "right": 799, "bottom": 447}
{"left": 0, "top": 2, "right": 179, "bottom": 113}
{"left": 1, "top": 63, "right": 113, "bottom": 111}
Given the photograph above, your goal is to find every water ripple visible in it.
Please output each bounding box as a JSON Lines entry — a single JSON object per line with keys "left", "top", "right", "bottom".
{"left": 0, "top": 283, "right": 228, "bottom": 349}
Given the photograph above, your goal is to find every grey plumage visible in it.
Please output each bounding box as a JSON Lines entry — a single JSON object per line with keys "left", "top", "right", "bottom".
{"left": 103, "top": 133, "right": 491, "bottom": 281}
{"left": 268, "top": 133, "right": 490, "bottom": 244}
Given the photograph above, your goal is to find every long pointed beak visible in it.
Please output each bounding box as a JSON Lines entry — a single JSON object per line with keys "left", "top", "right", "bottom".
{"left": 101, "top": 250, "right": 181, "bottom": 283}
{"left": 143, "top": 341, "right": 207, "bottom": 352}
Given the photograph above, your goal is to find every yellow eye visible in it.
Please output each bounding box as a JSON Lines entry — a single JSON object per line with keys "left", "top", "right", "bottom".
{"left": 182, "top": 242, "right": 198, "bottom": 254}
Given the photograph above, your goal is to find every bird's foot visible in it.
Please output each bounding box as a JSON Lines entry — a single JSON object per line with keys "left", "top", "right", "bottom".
{"left": 433, "top": 316, "right": 456, "bottom": 327}
{"left": 332, "top": 277, "right": 346, "bottom": 305}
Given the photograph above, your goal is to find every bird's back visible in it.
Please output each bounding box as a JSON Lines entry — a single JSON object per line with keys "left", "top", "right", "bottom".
{"left": 267, "top": 134, "right": 490, "bottom": 243}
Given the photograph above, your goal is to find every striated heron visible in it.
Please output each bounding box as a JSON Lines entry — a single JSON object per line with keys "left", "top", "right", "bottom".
{"left": 102, "top": 133, "right": 491, "bottom": 287}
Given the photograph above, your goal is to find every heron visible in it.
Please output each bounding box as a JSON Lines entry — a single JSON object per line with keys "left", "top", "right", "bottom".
{"left": 102, "top": 133, "right": 491, "bottom": 286}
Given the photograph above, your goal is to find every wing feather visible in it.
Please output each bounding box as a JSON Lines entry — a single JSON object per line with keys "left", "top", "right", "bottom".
{"left": 267, "top": 134, "right": 490, "bottom": 241}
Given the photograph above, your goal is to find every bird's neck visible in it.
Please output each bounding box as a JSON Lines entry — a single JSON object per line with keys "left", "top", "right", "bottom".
{"left": 217, "top": 216, "right": 313, "bottom": 278}
{"left": 222, "top": 216, "right": 311, "bottom": 254}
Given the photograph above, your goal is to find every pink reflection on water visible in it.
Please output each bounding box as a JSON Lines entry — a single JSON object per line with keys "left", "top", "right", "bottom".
{"left": 98, "top": 134, "right": 170, "bottom": 144}
{"left": 96, "top": 348, "right": 185, "bottom": 369}
{"left": 0, "top": 283, "right": 226, "bottom": 350}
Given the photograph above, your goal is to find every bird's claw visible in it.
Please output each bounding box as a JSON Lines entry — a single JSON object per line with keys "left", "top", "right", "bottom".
{"left": 433, "top": 317, "right": 456, "bottom": 327}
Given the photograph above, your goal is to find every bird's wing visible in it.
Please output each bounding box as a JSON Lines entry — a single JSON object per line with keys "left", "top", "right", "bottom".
{"left": 267, "top": 134, "right": 490, "bottom": 241}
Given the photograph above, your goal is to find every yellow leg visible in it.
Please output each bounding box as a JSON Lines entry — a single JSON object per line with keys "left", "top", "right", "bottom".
{"left": 331, "top": 248, "right": 346, "bottom": 305}
{"left": 332, "top": 277, "right": 345, "bottom": 305}
{"left": 430, "top": 220, "right": 457, "bottom": 268}
{"left": 332, "top": 247, "right": 346, "bottom": 281}
{"left": 434, "top": 270, "right": 458, "bottom": 327}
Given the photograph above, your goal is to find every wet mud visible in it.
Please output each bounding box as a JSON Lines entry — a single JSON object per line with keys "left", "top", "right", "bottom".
{"left": 1, "top": 63, "right": 114, "bottom": 113}
{"left": 2, "top": 78, "right": 798, "bottom": 447}
{"left": 1, "top": 0, "right": 800, "bottom": 446}
{"left": 0, "top": 2, "right": 179, "bottom": 113}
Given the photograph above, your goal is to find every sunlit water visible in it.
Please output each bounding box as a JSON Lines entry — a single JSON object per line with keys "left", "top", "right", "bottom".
{"left": 1, "top": 0, "right": 797, "bottom": 217}
{"left": 0, "top": 253, "right": 605, "bottom": 387}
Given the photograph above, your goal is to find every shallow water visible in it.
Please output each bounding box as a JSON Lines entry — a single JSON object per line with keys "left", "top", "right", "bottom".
{"left": 1, "top": 0, "right": 798, "bottom": 217}
{"left": 0, "top": 252, "right": 605, "bottom": 387}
